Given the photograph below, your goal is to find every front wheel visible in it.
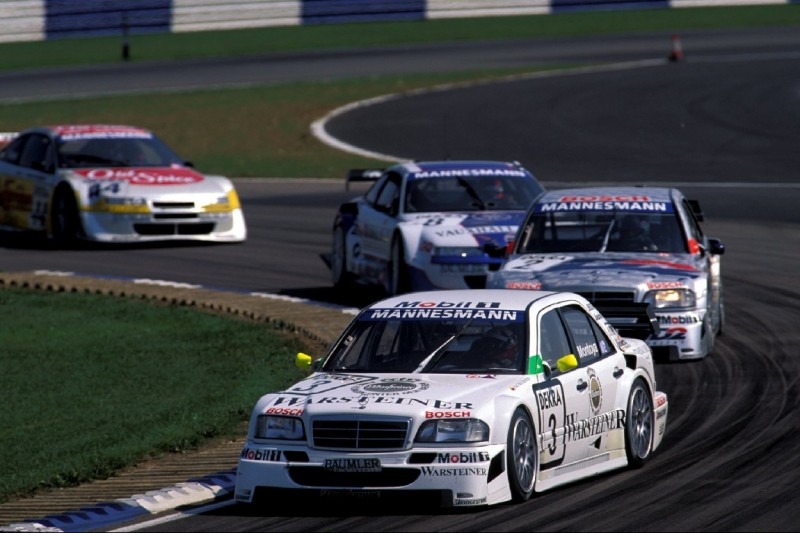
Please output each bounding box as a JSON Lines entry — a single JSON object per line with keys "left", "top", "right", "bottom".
{"left": 386, "top": 236, "right": 411, "bottom": 296}
{"left": 50, "top": 186, "right": 83, "bottom": 248}
{"left": 506, "top": 408, "right": 537, "bottom": 502}
{"left": 331, "top": 224, "right": 353, "bottom": 288}
{"left": 625, "top": 378, "right": 654, "bottom": 468}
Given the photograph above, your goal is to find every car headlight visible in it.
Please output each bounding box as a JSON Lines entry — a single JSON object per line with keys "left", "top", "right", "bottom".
{"left": 203, "top": 190, "right": 241, "bottom": 212}
{"left": 431, "top": 246, "right": 483, "bottom": 257}
{"left": 644, "top": 288, "right": 696, "bottom": 309}
{"left": 255, "top": 415, "right": 305, "bottom": 440}
{"left": 415, "top": 418, "right": 489, "bottom": 443}
{"left": 92, "top": 197, "right": 149, "bottom": 214}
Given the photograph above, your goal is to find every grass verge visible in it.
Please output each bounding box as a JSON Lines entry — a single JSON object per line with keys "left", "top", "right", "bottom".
{"left": 0, "top": 288, "right": 309, "bottom": 503}
{"left": 0, "top": 67, "right": 567, "bottom": 178}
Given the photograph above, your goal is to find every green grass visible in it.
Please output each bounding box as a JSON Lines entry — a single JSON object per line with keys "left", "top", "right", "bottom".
{"left": 0, "top": 68, "right": 567, "bottom": 178}
{"left": 1, "top": 4, "right": 798, "bottom": 504}
{"left": 0, "top": 288, "right": 310, "bottom": 502}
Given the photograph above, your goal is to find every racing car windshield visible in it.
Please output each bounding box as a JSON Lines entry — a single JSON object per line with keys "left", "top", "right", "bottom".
{"left": 57, "top": 137, "right": 185, "bottom": 168}
{"left": 405, "top": 175, "right": 540, "bottom": 213}
{"left": 323, "top": 313, "right": 526, "bottom": 374}
{"left": 518, "top": 210, "right": 687, "bottom": 254}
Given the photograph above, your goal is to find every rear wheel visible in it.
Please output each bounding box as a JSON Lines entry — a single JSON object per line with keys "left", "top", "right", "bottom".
{"left": 506, "top": 408, "right": 537, "bottom": 502}
{"left": 50, "top": 186, "right": 83, "bottom": 248}
{"left": 625, "top": 378, "right": 654, "bottom": 467}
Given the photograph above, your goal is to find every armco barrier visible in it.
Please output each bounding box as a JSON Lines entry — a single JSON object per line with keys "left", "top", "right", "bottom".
{"left": 0, "top": 0, "right": 790, "bottom": 44}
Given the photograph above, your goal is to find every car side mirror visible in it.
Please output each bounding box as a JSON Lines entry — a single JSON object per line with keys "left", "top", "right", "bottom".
{"left": 557, "top": 354, "right": 578, "bottom": 373}
{"left": 483, "top": 241, "right": 509, "bottom": 258}
{"left": 296, "top": 352, "right": 322, "bottom": 372}
{"left": 708, "top": 238, "right": 725, "bottom": 255}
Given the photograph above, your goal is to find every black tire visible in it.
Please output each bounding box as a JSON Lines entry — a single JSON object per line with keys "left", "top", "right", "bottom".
{"left": 387, "top": 235, "right": 411, "bottom": 296}
{"left": 50, "top": 186, "right": 83, "bottom": 248}
{"left": 331, "top": 224, "right": 353, "bottom": 288}
{"left": 506, "top": 408, "right": 537, "bottom": 502}
{"left": 625, "top": 378, "right": 654, "bottom": 468}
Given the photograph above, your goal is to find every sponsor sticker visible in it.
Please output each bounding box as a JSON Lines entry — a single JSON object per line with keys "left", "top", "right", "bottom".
{"left": 323, "top": 458, "right": 381, "bottom": 473}
{"left": 72, "top": 168, "right": 204, "bottom": 185}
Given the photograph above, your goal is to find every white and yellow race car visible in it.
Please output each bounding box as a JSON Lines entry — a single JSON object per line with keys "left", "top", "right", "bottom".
{"left": 0, "top": 124, "right": 246, "bottom": 245}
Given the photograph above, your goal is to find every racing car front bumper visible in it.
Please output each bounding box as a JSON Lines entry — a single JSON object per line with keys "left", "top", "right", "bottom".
{"left": 235, "top": 442, "right": 510, "bottom": 508}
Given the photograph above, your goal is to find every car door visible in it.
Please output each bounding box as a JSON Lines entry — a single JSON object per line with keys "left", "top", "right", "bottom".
{"left": 0, "top": 133, "right": 55, "bottom": 231}
{"left": 533, "top": 305, "right": 592, "bottom": 474}
{"left": 560, "top": 304, "right": 623, "bottom": 462}
{"left": 357, "top": 171, "right": 402, "bottom": 264}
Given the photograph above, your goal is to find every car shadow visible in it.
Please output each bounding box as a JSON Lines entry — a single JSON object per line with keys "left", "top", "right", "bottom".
{"left": 0, "top": 230, "right": 230, "bottom": 251}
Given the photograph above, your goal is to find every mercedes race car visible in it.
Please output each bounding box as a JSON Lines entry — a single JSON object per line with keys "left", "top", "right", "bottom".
{"left": 486, "top": 186, "right": 725, "bottom": 361}
{"left": 0, "top": 124, "right": 247, "bottom": 245}
{"left": 235, "top": 289, "right": 668, "bottom": 509}
{"left": 325, "top": 160, "right": 544, "bottom": 296}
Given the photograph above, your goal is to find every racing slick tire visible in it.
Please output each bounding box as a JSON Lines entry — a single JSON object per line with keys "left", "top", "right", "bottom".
{"left": 506, "top": 408, "right": 537, "bottom": 502}
{"left": 50, "top": 185, "right": 83, "bottom": 248}
{"left": 387, "top": 234, "right": 411, "bottom": 296}
{"left": 331, "top": 224, "right": 354, "bottom": 289}
{"left": 625, "top": 378, "right": 654, "bottom": 468}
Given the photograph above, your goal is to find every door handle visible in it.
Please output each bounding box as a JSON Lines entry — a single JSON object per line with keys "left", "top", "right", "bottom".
{"left": 613, "top": 368, "right": 624, "bottom": 378}
{"left": 576, "top": 379, "right": 588, "bottom": 391}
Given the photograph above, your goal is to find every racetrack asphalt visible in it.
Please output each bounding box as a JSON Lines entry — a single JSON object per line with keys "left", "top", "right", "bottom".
{"left": 0, "top": 270, "right": 356, "bottom": 531}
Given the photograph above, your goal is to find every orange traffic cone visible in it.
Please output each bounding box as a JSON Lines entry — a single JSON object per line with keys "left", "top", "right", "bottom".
{"left": 669, "top": 34, "right": 683, "bottom": 62}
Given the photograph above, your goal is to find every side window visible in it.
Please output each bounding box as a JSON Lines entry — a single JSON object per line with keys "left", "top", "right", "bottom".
{"left": 561, "top": 306, "right": 602, "bottom": 363}
{"left": 375, "top": 173, "right": 401, "bottom": 214}
{"left": 539, "top": 309, "right": 572, "bottom": 373}
{"left": 588, "top": 316, "right": 615, "bottom": 357}
{"left": 681, "top": 199, "right": 704, "bottom": 241}
{"left": 19, "top": 134, "right": 53, "bottom": 172}
{"left": 1, "top": 136, "right": 27, "bottom": 165}
{"left": 363, "top": 175, "right": 387, "bottom": 205}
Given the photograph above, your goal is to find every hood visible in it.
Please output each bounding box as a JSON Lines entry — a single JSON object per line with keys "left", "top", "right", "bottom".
{"left": 257, "top": 372, "right": 522, "bottom": 418}
{"left": 401, "top": 211, "right": 525, "bottom": 248}
{"left": 64, "top": 166, "right": 226, "bottom": 193}
{"left": 491, "top": 252, "right": 704, "bottom": 291}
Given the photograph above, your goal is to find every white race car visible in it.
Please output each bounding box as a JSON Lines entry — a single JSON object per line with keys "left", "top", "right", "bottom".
{"left": 235, "top": 289, "right": 668, "bottom": 509}
{"left": 325, "top": 160, "right": 545, "bottom": 296}
{"left": 0, "top": 124, "right": 247, "bottom": 245}
{"left": 486, "top": 186, "right": 725, "bottom": 361}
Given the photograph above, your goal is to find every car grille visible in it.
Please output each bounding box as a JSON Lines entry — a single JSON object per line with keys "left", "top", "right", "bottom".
{"left": 312, "top": 418, "right": 410, "bottom": 450}
{"left": 152, "top": 201, "right": 195, "bottom": 209}
{"left": 133, "top": 223, "right": 215, "bottom": 236}
{"left": 464, "top": 275, "right": 487, "bottom": 289}
{"left": 576, "top": 291, "right": 635, "bottom": 303}
{"left": 287, "top": 467, "right": 420, "bottom": 487}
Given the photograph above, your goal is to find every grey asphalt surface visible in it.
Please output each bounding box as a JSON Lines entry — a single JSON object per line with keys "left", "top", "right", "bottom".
{"left": 1, "top": 26, "right": 799, "bottom": 532}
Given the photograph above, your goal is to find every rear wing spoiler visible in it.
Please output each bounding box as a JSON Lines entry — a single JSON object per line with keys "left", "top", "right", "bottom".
{"left": 0, "top": 132, "right": 17, "bottom": 149}
{"left": 346, "top": 168, "right": 383, "bottom": 191}
{"left": 594, "top": 302, "right": 659, "bottom": 341}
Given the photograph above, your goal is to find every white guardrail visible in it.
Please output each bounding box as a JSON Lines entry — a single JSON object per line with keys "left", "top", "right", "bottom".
{"left": 0, "top": 0, "right": 789, "bottom": 44}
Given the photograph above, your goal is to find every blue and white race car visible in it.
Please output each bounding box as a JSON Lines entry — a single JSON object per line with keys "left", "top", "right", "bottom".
{"left": 487, "top": 186, "right": 725, "bottom": 361}
{"left": 326, "top": 160, "right": 544, "bottom": 296}
{"left": 235, "top": 289, "right": 668, "bottom": 509}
